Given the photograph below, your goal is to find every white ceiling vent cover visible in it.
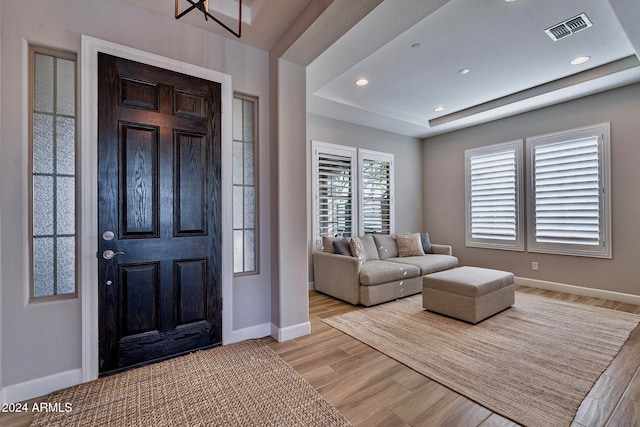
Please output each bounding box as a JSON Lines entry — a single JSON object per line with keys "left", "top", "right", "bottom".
{"left": 545, "top": 13, "right": 592, "bottom": 41}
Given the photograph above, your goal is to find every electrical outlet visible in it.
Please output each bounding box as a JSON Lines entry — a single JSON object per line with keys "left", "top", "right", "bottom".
{"left": 532, "top": 261, "right": 539, "bottom": 271}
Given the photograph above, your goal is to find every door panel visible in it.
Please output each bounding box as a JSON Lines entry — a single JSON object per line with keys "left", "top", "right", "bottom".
{"left": 120, "top": 123, "right": 159, "bottom": 237}
{"left": 175, "top": 132, "right": 206, "bottom": 235}
{"left": 98, "top": 53, "right": 221, "bottom": 375}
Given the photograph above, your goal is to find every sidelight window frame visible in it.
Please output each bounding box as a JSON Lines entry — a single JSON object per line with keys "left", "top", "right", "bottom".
{"left": 232, "top": 93, "right": 259, "bottom": 276}
{"left": 28, "top": 45, "right": 79, "bottom": 302}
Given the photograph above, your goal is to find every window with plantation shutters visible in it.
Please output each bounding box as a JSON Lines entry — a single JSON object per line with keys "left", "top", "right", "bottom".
{"left": 312, "top": 141, "right": 357, "bottom": 245}
{"left": 359, "top": 149, "right": 394, "bottom": 235}
{"left": 465, "top": 141, "right": 523, "bottom": 251}
{"left": 527, "top": 123, "right": 611, "bottom": 258}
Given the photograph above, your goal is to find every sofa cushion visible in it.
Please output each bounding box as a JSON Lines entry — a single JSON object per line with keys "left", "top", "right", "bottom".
{"left": 322, "top": 236, "right": 341, "bottom": 254}
{"left": 359, "top": 260, "right": 421, "bottom": 286}
{"left": 420, "top": 232, "right": 433, "bottom": 254}
{"left": 387, "top": 254, "right": 458, "bottom": 275}
{"left": 333, "top": 238, "right": 352, "bottom": 256}
{"left": 396, "top": 233, "right": 425, "bottom": 257}
{"left": 349, "top": 237, "right": 366, "bottom": 265}
{"left": 373, "top": 234, "right": 398, "bottom": 259}
{"left": 360, "top": 234, "right": 379, "bottom": 261}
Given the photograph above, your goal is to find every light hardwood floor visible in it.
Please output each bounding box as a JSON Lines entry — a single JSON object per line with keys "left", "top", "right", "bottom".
{"left": 263, "top": 286, "right": 640, "bottom": 427}
{"left": 2, "top": 285, "right": 639, "bottom": 426}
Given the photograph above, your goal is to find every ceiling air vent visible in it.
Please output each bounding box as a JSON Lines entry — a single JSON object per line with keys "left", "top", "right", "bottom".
{"left": 545, "top": 13, "right": 592, "bottom": 41}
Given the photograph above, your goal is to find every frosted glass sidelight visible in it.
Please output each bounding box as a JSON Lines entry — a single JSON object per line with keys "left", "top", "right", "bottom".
{"left": 57, "top": 177, "right": 75, "bottom": 235}
{"left": 56, "top": 58, "right": 76, "bottom": 116}
{"left": 244, "top": 230, "right": 255, "bottom": 271}
{"left": 244, "top": 187, "right": 255, "bottom": 228}
{"left": 33, "top": 237, "right": 54, "bottom": 297}
{"left": 233, "top": 230, "right": 244, "bottom": 273}
{"left": 57, "top": 237, "right": 76, "bottom": 294}
{"left": 232, "top": 142, "right": 243, "bottom": 185}
{"left": 233, "top": 186, "right": 244, "bottom": 229}
{"left": 233, "top": 98, "right": 243, "bottom": 141}
{"left": 33, "top": 175, "right": 54, "bottom": 235}
{"left": 33, "top": 113, "right": 54, "bottom": 174}
{"left": 31, "top": 47, "right": 77, "bottom": 299}
{"left": 232, "top": 94, "right": 257, "bottom": 274}
{"left": 244, "top": 142, "right": 254, "bottom": 185}
{"left": 56, "top": 117, "right": 76, "bottom": 175}
{"left": 34, "top": 53, "right": 54, "bottom": 113}
{"left": 243, "top": 100, "right": 254, "bottom": 142}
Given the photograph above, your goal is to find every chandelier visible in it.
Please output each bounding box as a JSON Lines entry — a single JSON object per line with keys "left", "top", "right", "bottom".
{"left": 175, "top": 0, "right": 242, "bottom": 38}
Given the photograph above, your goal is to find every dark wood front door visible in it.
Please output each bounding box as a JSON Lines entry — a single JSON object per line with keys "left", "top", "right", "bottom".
{"left": 97, "top": 53, "right": 222, "bottom": 375}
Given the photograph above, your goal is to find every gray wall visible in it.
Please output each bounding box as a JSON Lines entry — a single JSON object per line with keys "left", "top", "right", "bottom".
{"left": 0, "top": 0, "right": 272, "bottom": 387}
{"left": 276, "top": 59, "right": 310, "bottom": 330}
{"left": 307, "top": 113, "right": 424, "bottom": 281}
{"left": 422, "top": 82, "right": 640, "bottom": 296}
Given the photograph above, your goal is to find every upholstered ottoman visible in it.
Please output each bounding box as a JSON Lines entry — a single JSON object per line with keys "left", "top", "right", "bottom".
{"left": 422, "top": 266, "right": 515, "bottom": 324}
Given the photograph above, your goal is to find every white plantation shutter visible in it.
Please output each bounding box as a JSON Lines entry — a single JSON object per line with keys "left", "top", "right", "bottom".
{"left": 527, "top": 123, "right": 611, "bottom": 258}
{"left": 533, "top": 137, "right": 599, "bottom": 244}
{"left": 312, "top": 142, "right": 357, "bottom": 244}
{"left": 465, "top": 141, "right": 523, "bottom": 250}
{"left": 359, "top": 150, "right": 394, "bottom": 235}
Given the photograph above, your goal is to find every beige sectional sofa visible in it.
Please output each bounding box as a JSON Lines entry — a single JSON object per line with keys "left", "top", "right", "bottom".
{"left": 313, "top": 233, "right": 458, "bottom": 306}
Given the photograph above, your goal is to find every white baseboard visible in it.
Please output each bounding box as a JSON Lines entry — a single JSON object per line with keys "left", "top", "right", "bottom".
{"left": 0, "top": 369, "right": 82, "bottom": 404}
{"left": 270, "top": 321, "right": 311, "bottom": 342}
{"left": 516, "top": 277, "right": 640, "bottom": 306}
{"left": 228, "top": 322, "right": 272, "bottom": 344}
{"left": 308, "top": 281, "right": 315, "bottom": 291}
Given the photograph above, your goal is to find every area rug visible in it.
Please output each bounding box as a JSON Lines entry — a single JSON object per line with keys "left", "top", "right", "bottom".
{"left": 324, "top": 293, "right": 640, "bottom": 427}
{"left": 31, "top": 340, "right": 351, "bottom": 427}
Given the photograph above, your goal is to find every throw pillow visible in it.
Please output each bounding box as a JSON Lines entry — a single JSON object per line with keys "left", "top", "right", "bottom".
{"left": 420, "top": 232, "right": 433, "bottom": 254}
{"left": 322, "top": 236, "right": 341, "bottom": 254}
{"left": 359, "top": 234, "right": 379, "bottom": 261}
{"left": 332, "top": 238, "right": 352, "bottom": 256}
{"left": 396, "top": 233, "right": 425, "bottom": 257}
{"left": 349, "top": 237, "right": 366, "bottom": 265}
{"left": 373, "top": 234, "right": 398, "bottom": 259}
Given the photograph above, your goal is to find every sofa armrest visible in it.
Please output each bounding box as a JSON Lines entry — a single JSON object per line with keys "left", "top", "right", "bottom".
{"left": 312, "top": 251, "right": 361, "bottom": 305}
{"left": 431, "top": 244, "right": 453, "bottom": 256}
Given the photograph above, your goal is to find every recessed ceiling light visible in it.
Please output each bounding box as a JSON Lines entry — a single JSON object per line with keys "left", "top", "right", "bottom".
{"left": 355, "top": 78, "right": 369, "bottom": 86}
{"left": 458, "top": 68, "right": 470, "bottom": 75}
{"left": 570, "top": 56, "right": 591, "bottom": 65}
{"left": 434, "top": 106, "right": 445, "bottom": 112}
{"left": 504, "top": 0, "right": 517, "bottom": 2}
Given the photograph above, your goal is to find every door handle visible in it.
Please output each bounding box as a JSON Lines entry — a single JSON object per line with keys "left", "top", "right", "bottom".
{"left": 103, "top": 250, "right": 125, "bottom": 260}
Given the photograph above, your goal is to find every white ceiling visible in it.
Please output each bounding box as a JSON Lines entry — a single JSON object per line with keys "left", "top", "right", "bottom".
{"left": 122, "top": 0, "right": 315, "bottom": 50}
{"left": 307, "top": 0, "right": 640, "bottom": 138}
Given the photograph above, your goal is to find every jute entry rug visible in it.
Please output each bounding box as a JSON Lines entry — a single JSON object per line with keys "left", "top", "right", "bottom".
{"left": 325, "top": 293, "right": 640, "bottom": 427}
{"left": 31, "top": 340, "right": 351, "bottom": 427}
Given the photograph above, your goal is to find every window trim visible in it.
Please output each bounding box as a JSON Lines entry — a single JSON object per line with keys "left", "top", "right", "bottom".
{"left": 232, "top": 92, "right": 259, "bottom": 276}
{"left": 311, "top": 140, "right": 358, "bottom": 249}
{"left": 29, "top": 45, "right": 79, "bottom": 302}
{"left": 465, "top": 140, "right": 524, "bottom": 251}
{"left": 526, "top": 123, "right": 611, "bottom": 259}
{"left": 358, "top": 148, "right": 395, "bottom": 236}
